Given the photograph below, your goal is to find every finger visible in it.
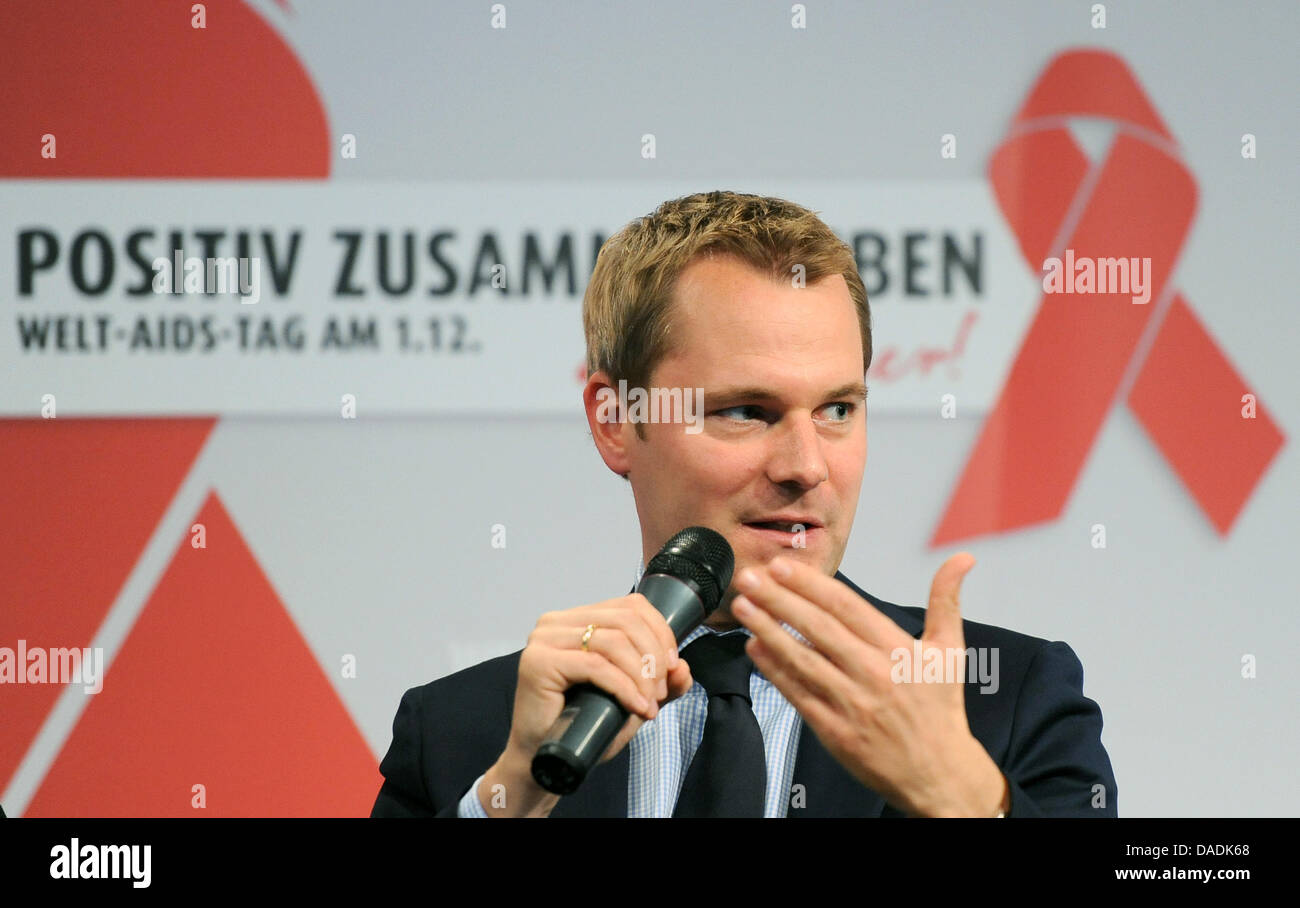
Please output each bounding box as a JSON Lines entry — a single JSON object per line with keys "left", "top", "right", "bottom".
{"left": 541, "top": 596, "right": 675, "bottom": 670}
{"left": 734, "top": 566, "right": 889, "bottom": 684}
{"left": 539, "top": 606, "right": 668, "bottom": 688}
{"left": 530, "top": 624, "right": 665, "bottom": 703}
{"left": 546, "top": 649, "right": 656, "bottom": 720}
{"left": 732, "top": 594, "right": 843, "bottom": 705}
{"left": 761, "top": 557, "right": 912, "bottom": 653}
{"left": 748, "top": 638, "right": 888, "bottom": 798}
{"left": 606, "top": 604, "right": 674, "bottom": 692}
{"left": 923, "top": 552, "right": 975, "bottom": 649}
{"left": 665, "top": 659, "right": 694, "bottom": 699}
{"left": 625, "top": 594, "right": 682, "bottom": 671}
{"left": 745, "top": 634, "right": 850, "bottom": 745}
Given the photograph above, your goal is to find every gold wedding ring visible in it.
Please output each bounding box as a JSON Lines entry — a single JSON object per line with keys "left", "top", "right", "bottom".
{"left": 580, "top": 624, "right": 597, "bottom": 651}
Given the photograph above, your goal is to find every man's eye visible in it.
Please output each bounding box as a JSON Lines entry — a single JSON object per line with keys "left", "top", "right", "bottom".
{"left": 715, "top": 405, "right": 764, "bottom": 422}
{"left": 820, "top": 402, "right": 854, "bottom": 421}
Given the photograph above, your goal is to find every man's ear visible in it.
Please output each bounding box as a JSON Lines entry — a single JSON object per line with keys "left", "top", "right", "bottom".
{"left": 583, "top": 370, "right": 633, "bottom": 477}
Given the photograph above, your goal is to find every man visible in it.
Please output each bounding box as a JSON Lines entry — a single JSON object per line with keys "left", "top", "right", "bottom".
{"left": 371, "top": 190, "right": 1117, "bottom": 818}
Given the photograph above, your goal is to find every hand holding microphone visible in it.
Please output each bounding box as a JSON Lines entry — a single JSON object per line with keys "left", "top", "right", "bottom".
{"left": 478, "top": 527, "right": 733, "bottom": 816}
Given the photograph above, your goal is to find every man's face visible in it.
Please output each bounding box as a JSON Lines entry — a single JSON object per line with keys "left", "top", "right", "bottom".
{"left": 622, "top": 254, "right": 868, "bottom": 627}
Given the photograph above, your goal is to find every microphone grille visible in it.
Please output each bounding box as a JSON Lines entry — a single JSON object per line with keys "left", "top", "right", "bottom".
{"left": 645, "top": 526, "right": 734, "bottom": 614}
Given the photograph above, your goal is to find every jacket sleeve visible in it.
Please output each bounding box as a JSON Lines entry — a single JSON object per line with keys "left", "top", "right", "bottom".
{"left": 1001, "top": 640, "right": 1118, "bottom": 817}
{"left": 370, "top": 685, "right": 470, "bottom": 818}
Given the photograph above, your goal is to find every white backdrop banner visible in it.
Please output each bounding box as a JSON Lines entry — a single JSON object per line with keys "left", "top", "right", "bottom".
{"left": 1, "top": 180, "right": 1036, "bottom": 416}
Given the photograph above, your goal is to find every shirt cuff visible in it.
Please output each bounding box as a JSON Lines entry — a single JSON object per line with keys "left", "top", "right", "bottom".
{"left": 457, "top": 772, "right": 490, "bottom": 818}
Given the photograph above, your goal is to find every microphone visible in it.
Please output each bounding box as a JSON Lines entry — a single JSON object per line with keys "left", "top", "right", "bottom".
{"left": 530, "top": 526, "right": 735, "bottom": 795}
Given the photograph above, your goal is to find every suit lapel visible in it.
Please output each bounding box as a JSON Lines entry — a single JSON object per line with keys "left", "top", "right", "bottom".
{"left": 788, "top": 718, "right": 887, "bottom": 818}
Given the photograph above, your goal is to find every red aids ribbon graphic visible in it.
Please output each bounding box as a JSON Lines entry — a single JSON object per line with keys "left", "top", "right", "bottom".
{"left": 931, "top": 50, "right": 1284, "bottom": 546}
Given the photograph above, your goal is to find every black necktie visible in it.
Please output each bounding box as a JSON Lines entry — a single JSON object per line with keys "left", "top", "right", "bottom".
{"left": 672, "top": 632, "right": 767, "bottom": 817}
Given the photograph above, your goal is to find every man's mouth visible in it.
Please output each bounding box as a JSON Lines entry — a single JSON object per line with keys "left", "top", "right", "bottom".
{"left": 743, "top": 516, "right": 822, "bottom": 531}
{"left": 741, "top": 517, "right": 824, "bottom": 543}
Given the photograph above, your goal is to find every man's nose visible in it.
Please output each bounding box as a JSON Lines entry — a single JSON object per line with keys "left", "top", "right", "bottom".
{"left": 765, "top": 414, "right": 829, "bottom": 490}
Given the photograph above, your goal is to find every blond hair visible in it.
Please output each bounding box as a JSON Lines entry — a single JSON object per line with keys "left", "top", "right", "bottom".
{"left": 583, "top": 190, "right": 872, "bottom": 393}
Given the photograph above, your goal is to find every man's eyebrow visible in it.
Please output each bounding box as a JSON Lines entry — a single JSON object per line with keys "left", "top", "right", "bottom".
{"left": 703, "top": 382, "right": 868, "bottom": 405}
{"left": 827, "top": 382, "right": 869, "bottom": 402}
{"left": 704, "top": 386, "right": 778, "bottom": 404}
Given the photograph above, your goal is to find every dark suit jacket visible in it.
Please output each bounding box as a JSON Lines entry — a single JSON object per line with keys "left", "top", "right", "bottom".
{"left": 371, "top": 573, "right": 1117, "bottom": 817}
